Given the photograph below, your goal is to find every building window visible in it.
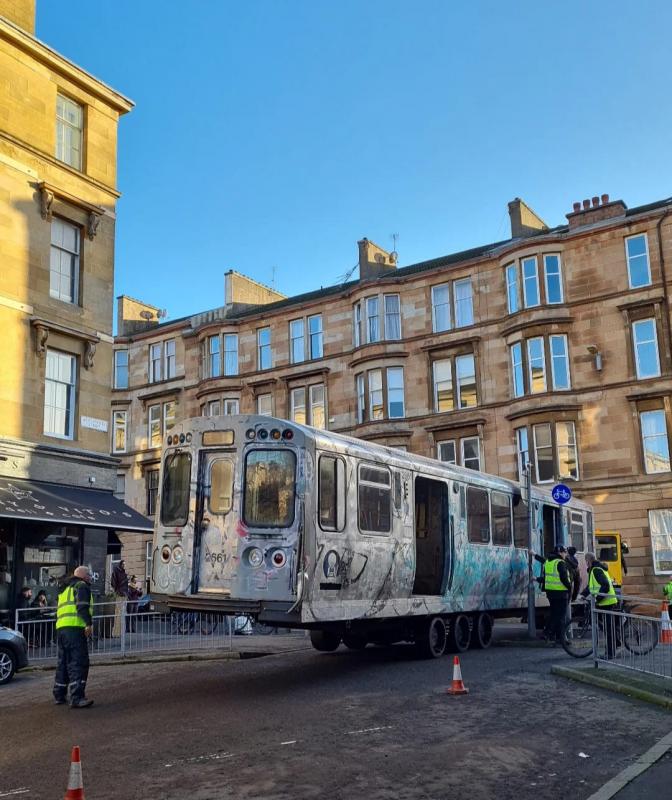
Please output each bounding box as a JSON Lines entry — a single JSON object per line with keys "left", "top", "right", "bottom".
{"left": 257, "top": 393, "right": 272, "bottom": 415}
{"left": 258, "top": 327, "right": 271, "bottom": 370}
{"left": 357, "top": 368, "right": 405, "bottom": 422}
{"left": 56, "top": 94, "right": 83, "bottom": 170}
{"left": 112, "top": 410, "right": 127, "bottom": 453}
{"left": 438, "top": 441, "right": 456, "bottom": 464}
{"left": 549, "top": 335, "right": 570, "bottom": 390}
{"left": 290, "top": 385, "right": 325, "bottom": 428}
{"left": 527, "top": 337, "right": 547, "bottom": 393}
{"left": 50, "top": 218, "right": 80, "bottom": 304}
{"left": 648, "top": 510, "right": 672, "bottom": 574}
{"left": 461, "top": 437, "right": 481, "bottom": 470}
{"left": 516, "top": 427, "right": 529, "bottom": 480}
{"left": 511, "top": 342, "right": 525, "bottom": 398}
{"left": 165, "top": 339, "right": 176, "bottom": 379}
{"left": 506, "top": 264, "right": 519, "bottom": 314}
{"left": 163, "top": 401, "right": 176, "bottom": 434}
{"left": 290, "top": 387, "right": 306, "bottom": 424}
{"left": 114, "top": 474, "right": 125, "bottom": 499}
{"left": 454, "top": 279, "right": 474, "bottom": 327}
{"left": 626, "top": 234, "right": 651, "bottom": 289}
{"left": 387, "top": 367, "right": 405, "bottom": 418}
{"left": 44, "top": 350, "right": 76, "bottom": 439}
{"left": 641, "top": 410, "right": 670, "bottom": 474}
{"left": 224, "top": 334, "right": 238, "bottom": 376}
{"left": 531, "top": 421, "right": 579, "bottom": 483}
{"left": 290, "top": 319, "right": 305, "bottom": 363}
{"left": 207, "top": 400, "right": 221, "bottom": 416}
{"left": 208, "top": 336, "right": 221, "bottom": 377}
{"left": 456, "top": 354, "right": 477, "bottom": 408}
{"left": 113, "top": 350, "right": 129, "bottom": 389}
{"left": 432, "top": 354, "right": 477, "bottom": 412}
{"left": 511, "top": 335, "right": 571, "bottom": 397}
{"left": 433, "top": 360, "right": 453, "bottom": 412}
{"left": 522, "top": 257, "right": 540, "bottom": 308}
{"left": 148, "top": 404, "right": 161, "bottom": 447}
{"left": 431, "top": 280, "right": 474, "bottom": 333}
{"left": 224, "top": 398, "right": 239, "bottom": 415}
{"left": 308, "top": 315, "right": 323, "bottom": 359}
{"left": 147, "top": 470, "right": 160, "bottom": 516}
{"left": 543, "top": 255, "right": 564, "bottom": 304}
{"left": 431, "top": 284, "right": 451, "bottom": 332}
{"left": 366, "top": 297, "right": 380, "bottom": 343}
{"left": 384, "top": 294, "right": 401, "bottom": 340}
{"left": 310, "top": 384, "right": 326, "bottom": 429}
{"left": 149, "top": 343, "right": 162, "bottom": 383}
{"left": 356, "top": 374, "right": 365, "bottom": 423}
{"left": 353, "top": 303, "right": 363, "bottom": 347}
{"left": 633, "top": 318, "right": 661, "bottom": 379}
{"left": 369, "top": 369, "right": 384, "bottom": 420}
{"left": 145, "top": 541, "right": 153, "bottom": 584}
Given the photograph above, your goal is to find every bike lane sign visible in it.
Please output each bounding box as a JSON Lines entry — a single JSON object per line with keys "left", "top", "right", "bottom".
{"left": 551, "top": 484, "right": 572, "bottom": 505}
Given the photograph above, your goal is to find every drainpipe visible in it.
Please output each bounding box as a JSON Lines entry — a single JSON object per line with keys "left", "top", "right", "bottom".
{"left": 656, "top": 206, "right": 672, "bottom": 361}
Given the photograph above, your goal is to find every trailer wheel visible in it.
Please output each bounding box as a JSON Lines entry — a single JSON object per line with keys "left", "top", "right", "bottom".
{"left": 446, "top": 614, "right": 471, "bottom": 653}
{"left": 472, "top": 612, "right": 494, "bottom": 649}
{"left": 310, "top": 630, "right": 341, "bottom": 652}
{"left": 343, "top": 633, "right": 368, "bottom": 650}
{"left": 414, "top": 617, "right": 447, "bottom": 659}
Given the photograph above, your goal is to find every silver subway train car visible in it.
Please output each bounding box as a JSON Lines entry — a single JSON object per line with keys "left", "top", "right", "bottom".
{"left": 150, "top": 415, "right": 593, "bottom": 656}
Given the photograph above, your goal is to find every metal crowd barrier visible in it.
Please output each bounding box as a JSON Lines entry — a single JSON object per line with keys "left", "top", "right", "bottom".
{"left": 591, "top": 593, "right": 672, "bottom": 680}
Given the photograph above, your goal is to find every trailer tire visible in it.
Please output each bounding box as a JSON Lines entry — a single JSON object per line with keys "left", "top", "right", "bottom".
{"left": 343, "top": 633, "right": 368, "bottom": 651}
{"left": 472, "top": 612, "right": 494, "bottom": 649}
{"left": 446, "top": 614, "right": 471, "bottom": 653}
{"left": 414, "top": 616, "right": 447, "bottom": 659}
{"left": 310, "top": 630, "right": 341, "bottom": 652}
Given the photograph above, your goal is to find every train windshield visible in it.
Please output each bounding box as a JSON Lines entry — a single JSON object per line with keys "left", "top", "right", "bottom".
{"left": 244, "top": 449, "right": 296, "bottom": 528}
{"left": 161, "top": 452, "right": 192, "bottom": 527}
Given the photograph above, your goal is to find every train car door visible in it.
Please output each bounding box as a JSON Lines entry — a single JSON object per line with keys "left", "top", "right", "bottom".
{"left": 412, "top": 476, "right": 449, "bottom": 595}
{"left": 541, "top": 504, "right": 561, "bottom": 555}
{"left": 194, "top": 450, "right": 236, "bottom": 594}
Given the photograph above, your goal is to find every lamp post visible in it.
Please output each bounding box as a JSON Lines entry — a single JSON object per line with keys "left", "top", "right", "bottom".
{"left": 526, "top": 464, "right": 537, "bottom": 639}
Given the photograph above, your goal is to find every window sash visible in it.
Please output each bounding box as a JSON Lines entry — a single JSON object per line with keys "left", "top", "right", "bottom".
{"left": 208, "top": 336, "right": 221, "bottom": 377}
{"left": 224, "top": 334, "right": 238, "bottom": 376}
{"left": 543, "top": 254, "right": 563, "bottom": 304}
{"left": 461, "top": 437, "right": 481, "bottom": 471}
{"left": 648, "top": 510, "right": 672, "bottom": 574}
{"left": 633, "top": 318, "right": 661, "bottom": 379}
{"left": 533, "top": 423, "right": 554, "bottom": 483}
{"left": 290, "top": 319, "right": 305, "bottom": 363}
{"left": 223, "top": 399, "right": 239, "bottom": 415}
{"left": 369, "top": 369, "right": 384, "bottom": 420}
{"left": 208, "top": 400, "right": 221, "bottom": 417}
{"left": 112, "top": 411, "right": 127, "bottom": 453}
{"left": 454, "top": 279, "right": 474, "bottom": 327}
{"left": 258, "top": 328, "right": 271, "bottom": 370}
{"left": 366, "top": 297, "right": 380, "bottom": 343}
{"left": 148, "top": 404, "right": 161, "bottom": 447}
{"left": 309, "top": 384, "right": 326, "bottom": 429}
{"left": 550, "top": 334, "right": 570, "bottom": 390}
{"left": 527, "top": 337, "right": 547, "bottom": 393}
{"left": 149, "top": 343, "right": 162, "bottom": 383}
{"left": 387, "top": 367, "right": 405, "bottom": 418}
{"left": 557, "top": 421, "right": 579, "bottom": 480}
{"left": 384, "top": 294, "right": 401, "bottom": 340}
{"left": 147, "top": 470, "right": 159, "bottom": 515}
{"left": 516, "top": 427, "right": 529, "bottom": 480}
{"left": 522, "top": 257, "right": 540, "bottom": 308}
{"left": 456, "top": 354, "right": 477, "bottom": 408}
{"left": 114, "top": 350, "right": 129, "bottom": 389}
{"left": 641, "top": 410, "right": 671, "bottom": 474}
{"left": 308, "top": 315, "right": 323, "bottom": 359}
{"left": 506, "top": 264, "right": 519, "bottom": 314}
{"left": 290, "top": 387, "right": 306, "bottom": 425}
{"left": 356, "top": 374, "right": 365, "bottom": 423}
{"left": 432, "top": 284, "right": 451, "bottom": 332}
{"left": 44, "top": 350, "right": 76, "bottom": 439}
{"left": 438, "top": 440, "right": 456, "bottom": 464}
{"left": 626, "top": 234, "right": 651, "bottom": 289}
{"left": 257, "top": 393, "right": 272, "bottom": 415}
{"left": 433, "top": 359, "right": 454, "bottom": 412}
{"left": 353, "top": 303, "right": 362, "bottom": 347}
{"left": 55, "top": 94, "right": 83, "bottom": 169}
{"left": 511, "top": 342, "right": 525, "bottom": 398}
{"left": 49, "top": 219, "right": 80, "bottom": 304}
{"left": 164, "top": 340, "right": 176, "bottom": 379}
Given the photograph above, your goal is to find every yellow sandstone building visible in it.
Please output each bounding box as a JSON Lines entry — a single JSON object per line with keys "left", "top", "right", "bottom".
{"left": 0, "top": 0, "right": 151, "bottom": 620}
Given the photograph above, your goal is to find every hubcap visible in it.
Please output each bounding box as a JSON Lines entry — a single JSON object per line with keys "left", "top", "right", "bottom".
{"left": 0, "top": 652, "right": 12, "bottom": 680}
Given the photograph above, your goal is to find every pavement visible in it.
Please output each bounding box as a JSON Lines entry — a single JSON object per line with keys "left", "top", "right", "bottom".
{"left": 1, "top": 623, "right": 671, "bottom": 800}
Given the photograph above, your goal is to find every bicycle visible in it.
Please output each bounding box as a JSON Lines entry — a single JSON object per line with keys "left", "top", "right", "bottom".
{"left": 562, "top": 600, "right": 658, "bottom": 658}
{"left": 170, "top": 611, "right": 219, "bottom": 636}
{"left": 233, "top": 614, "right": 277, "bottom": 635}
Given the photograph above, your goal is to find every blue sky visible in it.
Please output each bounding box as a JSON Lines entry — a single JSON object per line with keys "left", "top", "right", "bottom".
{"left": 39, "top": 1, "right": 672, "bottom": 324}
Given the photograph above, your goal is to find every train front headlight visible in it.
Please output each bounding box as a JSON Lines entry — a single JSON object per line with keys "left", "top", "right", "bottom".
{"left": 246, "top": 547, "right": 264, "bottom": 568}
{"left": 160, "top": 546, "right": 171, "bottom": 563}
{"left": 172, "top": 545, "right": 184, "bottom": 564}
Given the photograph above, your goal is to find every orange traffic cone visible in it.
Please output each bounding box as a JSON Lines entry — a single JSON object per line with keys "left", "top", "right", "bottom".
{"left": 660, "top": 603, "right": 672, "bottom": 646}
{"left": 64, "top": 746, "right": 85, "bottom": 800}
{"left": 446, "top": 655, "right": 469, "bottom": 695}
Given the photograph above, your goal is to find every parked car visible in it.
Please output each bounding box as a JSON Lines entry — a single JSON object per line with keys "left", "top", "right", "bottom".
{"left": 0, "top": 626, "right": 29, "bottom": 685}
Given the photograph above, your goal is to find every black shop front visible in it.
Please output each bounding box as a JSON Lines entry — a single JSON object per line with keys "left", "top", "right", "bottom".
{"left": 0, "top": 478, "right": 153, "bottom": 624}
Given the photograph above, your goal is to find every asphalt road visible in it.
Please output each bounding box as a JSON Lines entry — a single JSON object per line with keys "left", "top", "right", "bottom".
{"left": 1, "top": 641, "right": 671, "bottom": 800}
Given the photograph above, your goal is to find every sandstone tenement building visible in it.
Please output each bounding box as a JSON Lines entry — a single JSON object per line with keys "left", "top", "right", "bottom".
{"left": 112, "top": 196, "right": 672, "bottom": 597}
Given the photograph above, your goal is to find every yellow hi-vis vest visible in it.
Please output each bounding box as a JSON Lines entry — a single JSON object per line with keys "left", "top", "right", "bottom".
{"left": 56, "top": 582, "right": 93, "bottom": 629}
{"left": 543, "top": 558, "right": 565, "bottom": 592}
{"left": 664, "top": 580, "right": 672, "bottom": 603}
{"left": 589, "top": 567, "right": 618, "bottom": 607}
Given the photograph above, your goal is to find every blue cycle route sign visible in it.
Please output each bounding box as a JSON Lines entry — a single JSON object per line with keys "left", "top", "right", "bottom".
{"left": 551, "top": 484, "right": 572, "bottom": 504}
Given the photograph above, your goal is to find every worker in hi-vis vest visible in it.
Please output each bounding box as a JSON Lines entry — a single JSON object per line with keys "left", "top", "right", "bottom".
{"left": 533, "top": 545, "right": 572, "bottom": 644}
{"left": 53, "top": 565, "right": 95, "bottom": 708}
{"left": 664, "top": 577, "right": 672, "bottom": 617}
{"left": 582, "top": 553, "right": 619, "bottom": 659}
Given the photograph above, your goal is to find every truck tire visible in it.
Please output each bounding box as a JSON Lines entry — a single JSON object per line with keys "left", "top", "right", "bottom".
{"left": 414, "top": 616, "right": 447, "bottom": 659}
{"left": 310, "top": 630, "right": 341, "bottom": 652}
{"left": 343, "top": 633, "right": 368, "bottom": 650}
{"left": 0, "top": 646, "right": 17, "bottom": 685}
{"left": 472, "top": 612, "right": 494, "bottom": 649}
{"left": 446, "top": 614, "right": 471, "bottom": 653}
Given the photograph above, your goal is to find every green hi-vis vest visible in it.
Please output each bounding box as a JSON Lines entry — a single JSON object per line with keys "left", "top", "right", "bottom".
{"left": 56, "top": 582, "right": 93, "bottom": 629}
{"left": 589, "top": 567, "right": 618, "bottom": 607}
{"left": 544, "top": 558, "right": 566, "bottom": 592}
{"left": 664, "top": 581, "right": 672, "bottom": 603}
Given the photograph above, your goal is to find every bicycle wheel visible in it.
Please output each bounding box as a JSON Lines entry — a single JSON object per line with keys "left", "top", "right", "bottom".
{"left": 623, "top": 618, "right": 657, "bottom": 655}
{"left": 561, "top": 619, "right": 593, "bottom": 658}
{"left": 171, "top": 612, "right": 194, "bottom": 635}
{"left": 253, "top": 622, "right": 276, "bottom": 635}
{"left": 200, "top": 615, "right": 218, "bottom": 636}
{"left": 234, "top": 615, "right": 253, "bottom": 635}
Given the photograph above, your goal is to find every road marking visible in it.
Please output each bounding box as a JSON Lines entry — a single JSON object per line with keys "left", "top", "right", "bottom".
{"left": 585, "top": 729, "right": 672, "bottom": 800}
{"left": 345, "top": 726, "right": 394, "bottom": 736}
{"left": 0, "top": 790, "right": 30, "bottom": 797}
{"left": 280, "top": 740, "right": 297, "bottom": 745}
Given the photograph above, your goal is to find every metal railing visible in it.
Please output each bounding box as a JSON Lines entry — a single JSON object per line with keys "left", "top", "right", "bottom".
{"left": 591, "top": 594, "right": 672, "bottom": 680}
{"left": 14, "top": 601, "right": 268, "bottom": 662}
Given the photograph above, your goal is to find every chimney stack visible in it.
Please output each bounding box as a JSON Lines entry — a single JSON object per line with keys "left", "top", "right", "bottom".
{"left": 566, "top": 193, "right": 626, "bottom": 230}
{"left": 508, "top": 198, "right": 549, "bottom": 239}
{"left": 0, "top": 0, "right": 36, "bottom": 34}
{"left": 358, "top": 238, "right": 398, "bottom": 282}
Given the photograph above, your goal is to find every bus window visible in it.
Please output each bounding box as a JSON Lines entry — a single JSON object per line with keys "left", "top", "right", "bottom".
{"left": 491, "top": 491, "right": 512, "bottom": 546}
{"left": 319, "top": 455, "right": 346, "bottom": 532}
{"left": 358, "top": 464, "right": 391, "bottom": 533}
{"left": 160, "top": 452, "right": 192, "bottom": 527}
{"left": 209, "top": 459, "right": 233, "bottom": 514}
{"left": 467, "top": 486, "right": 490, "bottom": 544}
{"left": 570, "top": 511, "right": 584, "bottom": 551}
{"left": 513, "top": 494, "right": 528, "bottom": 548}
{"left": 244, "top": 450, "right": 296, "bottom": 528}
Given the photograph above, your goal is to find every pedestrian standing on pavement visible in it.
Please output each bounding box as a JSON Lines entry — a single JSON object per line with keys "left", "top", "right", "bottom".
{"left": 53, "top": 565, "right": 94, "bottom": 708}
{"left": 111, "top": 559, "right": 129, "bottom": 637}
{"left": 17, "top": 586, "right": 33, "bottom": 609}
{"left": 582, "top": 553, "right": 619, "bottom": 659}
{"left": 532, "top": 546, "right": 572, "bottom": 643}
{"left": 663, "top": 577, "right": 672, "bottom": 617}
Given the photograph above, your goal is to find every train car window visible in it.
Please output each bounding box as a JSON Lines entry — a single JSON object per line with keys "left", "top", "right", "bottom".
{"left": 570, "top": 511, "right": 584, "bottom": 551}
{"left": 208, "top": 458, "right": 233, "bottom": 514}
{"left": 459, "top": 484, "right": 466, "bottom": 520}
{"left": 358, "top": 463, "right": 391, "bottom": 533}
{"left": 491, "top": 491, "right": 512, "bottom": 545}
{"left": 467, "top": 486, "right": 490, "bottom": 544}
{"left": 586, "top": 511, "right": 594, "bottom": 551}
{"left": 160, "top": 452, "right": 192, "bottom": 527}
{"left": 243, "top": 449, "right": 296, "bottom": 528}
{"left": 393, "top": 472, "right": 402, "bottom": 512}
{"left": 319, "top": 455, "right": 346, "bottom": 532}
{"left": 513, "top": 494, "right": 528, "bottom": 547}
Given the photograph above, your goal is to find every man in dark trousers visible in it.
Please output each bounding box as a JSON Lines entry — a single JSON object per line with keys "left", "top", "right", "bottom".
{"left": 533, "top": 546, "right": 572, "bottom": 643}
{"left": 582, "top": 553, "right": 619, "bottom": 659}
{"left": 53, "top": 565, "right": 94, "bottom": 708}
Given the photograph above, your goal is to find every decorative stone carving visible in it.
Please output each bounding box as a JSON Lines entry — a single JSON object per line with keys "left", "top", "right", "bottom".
{"left": 35, "top": 324, "right": 49, "bottom": 356}
{"left": 84, "top": 341, "right": 96, "bottom": 370}
{"left": 87, "top": 212, "right": 101, "bottom": 240}
{"left": 39, "top": 186, "right": 54, "bottom": 220}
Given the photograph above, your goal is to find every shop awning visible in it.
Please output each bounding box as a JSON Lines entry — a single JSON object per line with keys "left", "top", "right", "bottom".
{"left": 0, "top": 478, "right": 153, "bottom": 532}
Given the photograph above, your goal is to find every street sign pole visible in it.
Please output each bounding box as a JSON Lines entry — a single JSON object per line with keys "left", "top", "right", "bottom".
{"left": 526, "top": 464, "right": 536, "bottom": 639}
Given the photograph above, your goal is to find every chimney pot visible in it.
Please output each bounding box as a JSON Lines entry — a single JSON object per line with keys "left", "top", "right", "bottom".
{"left": 573, "top": 202, "right": 581, "bottom": 213}
{"left": 601, "top": 193, "right": 609, "bottom": 205}
{"left": 582, "top": 199, "right": 591, "bottom": 210}
{"left": 592, "top": 196, "right": 600, "bottom": 208}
